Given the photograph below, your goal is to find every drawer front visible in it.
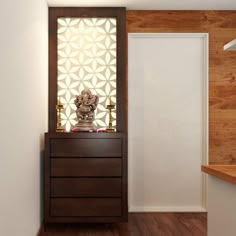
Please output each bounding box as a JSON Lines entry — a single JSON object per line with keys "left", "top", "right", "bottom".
{"left": 50, "top": 138, "right": 122, "bottom": 157}
{"left": 51, "top": 198, "right": 121, "bottom": 217}
{"left": 51, "top": 158, "right": 122, "bottom": 177}
{"left": 51, "top": 178, "right": 121, "bottom": 197}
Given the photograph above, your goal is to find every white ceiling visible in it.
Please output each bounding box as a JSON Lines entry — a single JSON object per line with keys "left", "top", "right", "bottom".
{"left": 47, "top": 0, "right": 236, "bottom": 10}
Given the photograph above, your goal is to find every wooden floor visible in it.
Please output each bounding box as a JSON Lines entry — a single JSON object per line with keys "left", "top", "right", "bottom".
{"left": 41, "top": 213, "right": 207, "bottom": 236}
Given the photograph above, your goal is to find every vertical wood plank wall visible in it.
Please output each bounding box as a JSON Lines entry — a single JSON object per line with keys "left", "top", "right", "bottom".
{"left": 127, "top": 11, "right": 236, "bottom": 164}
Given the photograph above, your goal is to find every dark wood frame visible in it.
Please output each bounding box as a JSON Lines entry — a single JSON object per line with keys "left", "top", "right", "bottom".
{"left": 49, "top": 7, "right": 126, "bottom": 133}
{"left": 46, "top": 7, "right": 127, "bottom": 224}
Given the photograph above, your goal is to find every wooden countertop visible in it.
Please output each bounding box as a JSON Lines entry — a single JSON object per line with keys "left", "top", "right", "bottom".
{"left": 202, "top": 165, "right": 236, "bottom": 185}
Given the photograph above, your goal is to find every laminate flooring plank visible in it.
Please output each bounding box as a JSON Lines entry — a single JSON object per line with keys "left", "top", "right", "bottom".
{"left": 41, "top": 213, "right": 207, "bottom": 236}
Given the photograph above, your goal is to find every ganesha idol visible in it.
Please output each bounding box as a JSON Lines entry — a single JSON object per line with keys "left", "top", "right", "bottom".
{"left": 72, "top": 89, "right": 99, "bottom": 132}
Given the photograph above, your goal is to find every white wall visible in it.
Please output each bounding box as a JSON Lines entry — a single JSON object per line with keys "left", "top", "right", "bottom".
{"left": 208, "top": 176, "right": 236, "bottom": 236}
{"left": 128, "top": 33, "right": 208, "bottom": 212}
{"left": 0, "top": 0, "right": 48, "bottom": 235}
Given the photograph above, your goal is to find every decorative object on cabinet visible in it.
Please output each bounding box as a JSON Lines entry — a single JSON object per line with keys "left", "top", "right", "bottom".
{"left": 45, "top": 7, "right": 127, "bottom": 225}
{"left": 56, "top": 97, "right": 65, "bottom": 133}
{"left": 73, "top": 89, "right": 99, "bottom": 132}
{"left": 106, "top": 97, "right": 115, "bottom": 132}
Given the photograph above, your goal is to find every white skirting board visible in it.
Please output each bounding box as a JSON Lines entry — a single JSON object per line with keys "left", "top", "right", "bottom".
{"left": 129, "top": 207, "right": 207, "bottom": 212}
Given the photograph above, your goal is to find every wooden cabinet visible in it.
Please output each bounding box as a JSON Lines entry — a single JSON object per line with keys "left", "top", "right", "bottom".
{"left": 44, "top": 132, "right": 127, "bottom": 223}
{"left": 45, "top": 7, "right": 127, "bottom": 224}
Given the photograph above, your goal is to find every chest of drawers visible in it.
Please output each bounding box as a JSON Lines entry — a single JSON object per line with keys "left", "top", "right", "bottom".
{"left": 44, "top": 132, "right": 127, "bottom": 223}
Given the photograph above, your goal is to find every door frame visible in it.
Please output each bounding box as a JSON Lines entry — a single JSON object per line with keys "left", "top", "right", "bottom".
{"left": 128, "top": 33, "right": 209, "bottom": 212}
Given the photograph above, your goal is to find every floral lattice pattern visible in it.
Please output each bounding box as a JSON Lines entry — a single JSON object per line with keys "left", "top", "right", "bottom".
{"left": 57, "top": 18, "right": 117, "bottom": 132}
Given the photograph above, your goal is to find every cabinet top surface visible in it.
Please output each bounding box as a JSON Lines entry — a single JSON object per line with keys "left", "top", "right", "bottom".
{"left": 202, "top": 165, "right": 236, "bottom": 185}
{"left": 45, "top": 132, "right": 126, "bottom": 139}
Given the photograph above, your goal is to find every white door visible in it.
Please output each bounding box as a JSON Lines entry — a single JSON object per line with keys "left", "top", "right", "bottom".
{"left": 128, "top": 33, "right": 208, "bottom": 212}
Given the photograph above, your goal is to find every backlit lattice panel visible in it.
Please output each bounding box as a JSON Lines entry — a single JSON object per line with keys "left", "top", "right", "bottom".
{"left": 57, "top": 18, "right": 117, "bottom": 131}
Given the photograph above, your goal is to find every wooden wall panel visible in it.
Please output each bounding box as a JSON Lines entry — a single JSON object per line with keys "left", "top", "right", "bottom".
{"left": 127, "top": 11, "right": 236, "bottom": 164}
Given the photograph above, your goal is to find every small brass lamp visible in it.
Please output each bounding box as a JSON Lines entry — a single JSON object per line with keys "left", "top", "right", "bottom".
{"left": 106, "top": 97, "right": 115, "bottom": 132}
{"left": 56, "top": 97, "right": 64, "bottom": 132}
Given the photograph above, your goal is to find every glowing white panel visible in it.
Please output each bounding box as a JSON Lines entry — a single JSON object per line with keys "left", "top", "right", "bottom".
{"left": 57, "top": 18, "right": 117, "bottom": 131}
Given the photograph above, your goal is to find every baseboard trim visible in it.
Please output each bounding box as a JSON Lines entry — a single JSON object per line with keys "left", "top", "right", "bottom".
{"left": 129, "top": 206, "right": 207, "bottom": 212}
{"left": 37, "top": 223, "right": 44, "bottom": 236}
